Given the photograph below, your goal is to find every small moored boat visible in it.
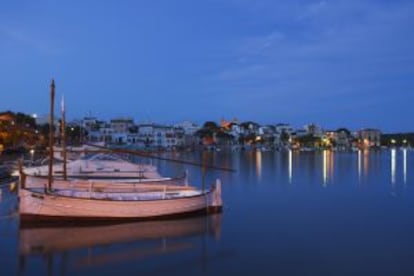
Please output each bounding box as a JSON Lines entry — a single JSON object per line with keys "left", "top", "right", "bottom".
{"left": 18, "top": 178, "right": 222, "bottom": 222}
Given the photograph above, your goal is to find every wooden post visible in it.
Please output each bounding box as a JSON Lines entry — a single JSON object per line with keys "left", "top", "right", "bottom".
{"left": 18, "top": 159, "right": 26, "bottom": 189}
{"left": 48, "top": 79, "right": 55, "bottom": 192}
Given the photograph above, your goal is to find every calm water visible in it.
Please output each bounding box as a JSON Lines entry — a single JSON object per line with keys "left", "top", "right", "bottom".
{"left": 1, "top": 149, "right": 414, "bottom": 275}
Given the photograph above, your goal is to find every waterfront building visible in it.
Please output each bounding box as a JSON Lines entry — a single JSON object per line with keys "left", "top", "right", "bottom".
{"left": 334, "top": 128, "right": 353, "bottom": 150}
{"left": 135, "top": 123, "right": 184, "bottom": 149}
{"left": 258, "top": 125, "right": 276, "bottom": 148}
{"left": 126, "top": 133, "right": 140, "bottom": 145}
{"left": 240, "top": 121, "right": 260, "bottom": 136}
{"left": 98, "top": 123, "right": 113, "bottom": 143}
{"left": 275, "top": 123, "right": 294, "bottom": 136}
{"left": 295, "top": 129, "right": 307, "bottom": 137}
{"left": 304, "top": 123, "right": 324, "bottom": 138}
{"left": 174, "top": 121, "right": 200, "bottom": 135}
{"left": 107, "top": 118, "right": 134, "bottom": 144}
{"left": 274, "top": 123, "right": 295, "bottom": 149}
{"left": 229, "top": 123, "right": 242, "bottom": 138}
{"left": 355, "top": 128, "right": 381, "bottom": 149}
{"left": 152, "top": 125, "right": 181, "bottom": 149}
{"left": 82, "top": 116, "right": 99, "bottom": 130}
{"left": 83, "top": 120, "right": 107, "bottom": 143}
{"left": 135, "top": 123, "right": 154, "bottom": 147}
{"left": 110, "top": 118, "right": 134, "bottom": 134}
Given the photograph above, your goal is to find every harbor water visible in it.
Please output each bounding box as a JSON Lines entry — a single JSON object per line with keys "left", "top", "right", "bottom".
{"left": 1, "top": 149, "right": 414, "bottom": 275}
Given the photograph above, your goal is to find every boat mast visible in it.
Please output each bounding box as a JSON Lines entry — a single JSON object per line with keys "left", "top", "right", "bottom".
{"left": 48, "top": 79, "right": 55, "bottom": 192}
{"left": 61, "top": 95, "right": 67, "bottom": 180}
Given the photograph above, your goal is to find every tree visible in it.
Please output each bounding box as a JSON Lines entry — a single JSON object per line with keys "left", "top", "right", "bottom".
{"left": 295, "top": 134, "right": 321, "bottom": 148}
{"left": 15, "top": 112, "right": 36, "bottom": 128}
{"left": 196, "top": 121, "right": 219, "bottom": 138}
{"left": 203, "top": 121, "right": 219, "bottom": 131}
{"left": 280, "top": 130, "right": 290, "bottom": 144}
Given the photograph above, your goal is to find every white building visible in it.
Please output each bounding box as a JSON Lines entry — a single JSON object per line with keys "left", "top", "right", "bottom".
{"left": 274, "top": 123, "right": 295, "bottom": 148}
{"left": 174, "top": 121, "right": 199, "bottom": 135}
{"left": 153, "top": 125, "right": 180, "bottom": 149}
{"left": 82, "top": 117, "right": 99, "bottom": 131}
{"left": 355, "top": 128, "right": 381, "bottom": 148}
{"left": 99, "top": 124, "right": 113, "bottom": 143}
{"left": 275, "top": 123, "right": 294, "bottom": 136}
{"left": 230, "top": 124, "right": 242, "bottom": 137}
{"left": 304, "top": 123, "right": 323, "bottom": 137}
{"left": 82, "top": 117, "right": 104, "bottom": 142}
{"left": 110, "top": 118, "right": 134, "bottom": 134}
{"left": 106, "top": 118, "right": 134, "bottom": 144}
{"left": 136, "top": 124, "right": 183, "bottom": 149}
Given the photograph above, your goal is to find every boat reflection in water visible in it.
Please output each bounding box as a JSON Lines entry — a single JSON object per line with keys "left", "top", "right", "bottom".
{"left": 19, "top": 214, "right": 222, "bottom": 273}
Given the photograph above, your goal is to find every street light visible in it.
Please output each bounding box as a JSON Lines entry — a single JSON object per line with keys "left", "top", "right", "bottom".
{"left": 30, "top": 149, "right": 35, "bottom": 164}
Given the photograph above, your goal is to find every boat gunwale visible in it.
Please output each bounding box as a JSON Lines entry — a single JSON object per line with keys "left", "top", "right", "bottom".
{"left": 24, "top": 173, "right": 182, "bottom": 181}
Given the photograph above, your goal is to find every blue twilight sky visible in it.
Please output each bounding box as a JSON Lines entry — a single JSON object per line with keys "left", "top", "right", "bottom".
{"left": 1, "top": 0, "right": 413, "bottom": 132}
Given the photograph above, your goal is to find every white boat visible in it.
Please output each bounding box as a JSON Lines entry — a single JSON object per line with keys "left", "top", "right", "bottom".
{"left": 23, "top": 153, "right": 164, "bottom": 181}
{"left": 19, "top": 178, "right": 222, "bottom": 222}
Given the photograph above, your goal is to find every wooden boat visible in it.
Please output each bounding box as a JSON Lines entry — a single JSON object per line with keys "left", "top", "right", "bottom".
{"left": 19, "top": 178, "right": 222, "bottom": 222}
{"left": 23, "top": 153, "right": 164, "bottom": 181}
